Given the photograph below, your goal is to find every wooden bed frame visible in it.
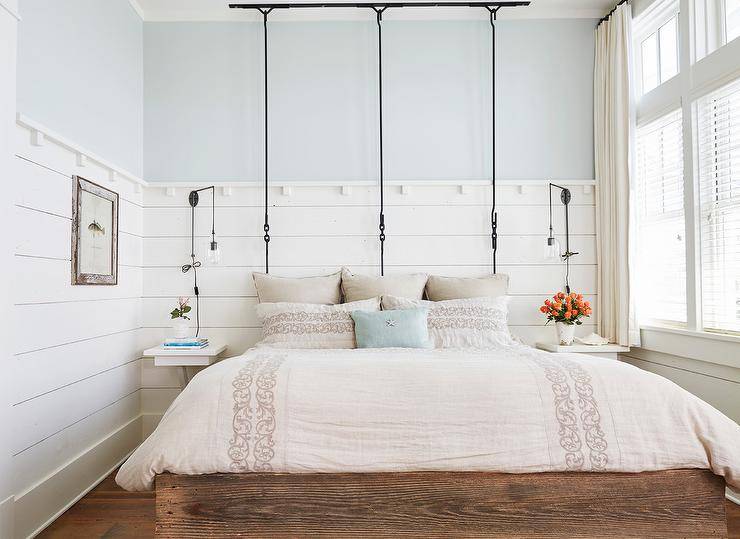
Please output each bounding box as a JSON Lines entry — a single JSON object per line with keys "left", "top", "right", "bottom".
{"left": 155, "top": 469, "right": 728, "bottom": 537}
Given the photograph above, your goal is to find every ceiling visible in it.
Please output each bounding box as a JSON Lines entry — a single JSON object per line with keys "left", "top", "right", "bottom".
{"left": 130, "top": 0, "right": 616, "bottom": 21}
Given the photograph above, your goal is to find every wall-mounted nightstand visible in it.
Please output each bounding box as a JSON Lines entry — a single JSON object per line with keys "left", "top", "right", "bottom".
{"left": 143, "top": 343, "right": 227, "bottom": 387}
{"left": 535, "top": 342, "right": 629, "bottom": 361}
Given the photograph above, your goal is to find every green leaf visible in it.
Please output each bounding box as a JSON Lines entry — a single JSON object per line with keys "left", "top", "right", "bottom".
{"left": 170, "top": 309, "right": 180, "bottom": 318}
{"left": 183, "top": 306, "right": 192, "bottom": 313}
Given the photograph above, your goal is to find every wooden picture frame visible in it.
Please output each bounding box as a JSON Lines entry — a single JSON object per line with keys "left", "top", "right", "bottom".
{"left": 71, "top": 176, "right": 119, "bottom": 285}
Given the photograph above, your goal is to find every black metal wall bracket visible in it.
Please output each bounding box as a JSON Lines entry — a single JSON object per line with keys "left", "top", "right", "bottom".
{"left": 230, "top": 2, "right": 529, "bottom": 9}
{"left": 230, "top": 0, "right": 531, "bottom": 275}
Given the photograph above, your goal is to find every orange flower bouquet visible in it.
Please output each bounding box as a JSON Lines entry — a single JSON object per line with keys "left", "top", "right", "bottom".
{"left": 539, "top": 292, "right": 592, "bottom": 345}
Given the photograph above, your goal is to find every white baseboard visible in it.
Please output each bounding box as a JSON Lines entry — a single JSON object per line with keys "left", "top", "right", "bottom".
{"left": 15, "top": 415, "right": 142, "bottom": 539}
{"left": 0, "top": 495, "right": 14, "bottom": 539}
{"left": 728, "top": 487, "right": 740, "bottom": 506}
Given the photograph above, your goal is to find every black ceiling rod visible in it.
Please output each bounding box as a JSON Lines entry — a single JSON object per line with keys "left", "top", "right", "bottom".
{"left": 259, "top": 7, "right": 273, "bottom": 273}
{"left": 373, "top": 6, "right": 387, "bottom": 276}
{"left": 485, "top": 6, "right": 499, "bottom": 274}
{"left": 230, "top": 2, "right": 530, "bottom": 9}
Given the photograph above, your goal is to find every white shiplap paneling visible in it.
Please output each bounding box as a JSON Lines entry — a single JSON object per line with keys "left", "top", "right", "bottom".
{"left": 139, "top": 181, "right": 598, "bottom": 410}
{"left": 12, "top": 120, "right": 144, "bottom": 538}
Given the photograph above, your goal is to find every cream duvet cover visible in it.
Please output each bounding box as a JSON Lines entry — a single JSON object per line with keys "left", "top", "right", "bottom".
{"left": 116, "top": 344, "right": 740, "bottom": 491}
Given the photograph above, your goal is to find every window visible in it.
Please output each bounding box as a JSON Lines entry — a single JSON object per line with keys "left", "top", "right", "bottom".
{"left": 727, "top": 0, "right": 740, "bottom": 43}
{"left": 696, "top": 78, "right": 740, "bottom": 334}
{"left": 695, "top": 0, "right": 740, "bottom": 60}
{"left": 637, "top": 14, "right": 679, "bottom": 94}
{"left": 635, "top": 110, "right": 686, "bottom": 324}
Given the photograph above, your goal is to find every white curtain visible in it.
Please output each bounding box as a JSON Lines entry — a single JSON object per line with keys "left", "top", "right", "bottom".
{"left": 594, "top": 3, "right": 640, "bottom": 347}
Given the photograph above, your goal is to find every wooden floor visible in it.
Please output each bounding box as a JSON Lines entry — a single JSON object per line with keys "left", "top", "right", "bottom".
{"left": 39, "top": 470, "right": 740, "bottom": 538}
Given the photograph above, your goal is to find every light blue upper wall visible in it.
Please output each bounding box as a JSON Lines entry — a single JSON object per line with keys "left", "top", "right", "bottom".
{"left": 17, "top": 0, "right": 144, "bottom": 176}
{"left": 144, "top": 18, "right": 595, "bottom": 182}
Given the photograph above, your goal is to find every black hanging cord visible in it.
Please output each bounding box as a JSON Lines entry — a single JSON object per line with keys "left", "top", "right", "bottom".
{"left": 373, "top": 6, "right": 387, "bottom": 275}
{"left": 548, "top": 183, "right": 577, "bottom": 294}
{"left": 234, "top": 3, "right": 529, "bottom": 275}
{"left": 183, "top": 186, "right": 216, "bottom": 338}
{"left": 261, "top": 8, "right": 273, "bottom": 273}
{"left": 485, "top": 7, "right": 499, "bottom": 274}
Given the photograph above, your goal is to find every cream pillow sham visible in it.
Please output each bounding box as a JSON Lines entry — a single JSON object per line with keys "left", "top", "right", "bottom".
{"left": 341, "top": 267, "right": 427, "bottom": 302}
{"left": 381, "top": 295, "right": 512, "bottom": 349}
{"left": 255, "top": 297, "right": 380, "bottom": 349}
{"left": 425, "top": 274, "right": 509, "bottom": 301}
{"left": 253, "top": 271, "right": 342, "bottom": 304}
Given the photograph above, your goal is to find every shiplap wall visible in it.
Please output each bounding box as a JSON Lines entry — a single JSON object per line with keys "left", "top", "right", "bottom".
{"left": 139, "top": 181, "right": 598, "bottom": 418}
{"left": 12, "top": 121, "right": 144, "bottom": 538}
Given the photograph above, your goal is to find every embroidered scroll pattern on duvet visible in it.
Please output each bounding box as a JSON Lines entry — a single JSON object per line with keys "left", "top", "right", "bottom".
{"left": 524, "top": 349, "right": 608, "bottom": 471}
{"left": 229, "top": 354, "right": 286, "bottom": 472}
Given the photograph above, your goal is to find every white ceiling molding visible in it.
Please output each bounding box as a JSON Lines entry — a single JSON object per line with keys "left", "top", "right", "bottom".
{"left": 127, "top": 0, "right": 147, "bottom": 20}
{"left": 133, "top": 0, "right": 613, "bottom": 21}
{"left": 0, "top": 0, "right": 21, "bottom": 21}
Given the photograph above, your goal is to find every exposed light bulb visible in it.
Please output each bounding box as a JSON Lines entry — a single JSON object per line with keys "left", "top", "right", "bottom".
{"left": 544, "top": 237, "right": 561, "bottom": 261}
{"left": 208, "top": 241, "right": 221, "bottom": 265}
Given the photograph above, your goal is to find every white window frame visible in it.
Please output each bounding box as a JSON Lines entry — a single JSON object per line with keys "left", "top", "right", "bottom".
{"left": 694, "top": 0, "right": 740, "bottom": 61}
{"left": 633, "top": 0, "right": 680, "bottom": 97}
{"left": 633, "top": 0, "right": 740, "bottom": 346}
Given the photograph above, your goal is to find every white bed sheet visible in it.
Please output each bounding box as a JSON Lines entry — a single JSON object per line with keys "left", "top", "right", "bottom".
{"left": 116, "top": 344, "right": 740, "bottom": 492}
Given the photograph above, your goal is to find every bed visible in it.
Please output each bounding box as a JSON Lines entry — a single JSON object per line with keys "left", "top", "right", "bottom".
{"left": 118, "top": 344, "right": 739, "bottom": 537}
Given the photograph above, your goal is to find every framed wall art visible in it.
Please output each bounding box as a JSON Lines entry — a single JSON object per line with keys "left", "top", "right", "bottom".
{"left": 71, "top": 175, "right": 119, "bottom": 285}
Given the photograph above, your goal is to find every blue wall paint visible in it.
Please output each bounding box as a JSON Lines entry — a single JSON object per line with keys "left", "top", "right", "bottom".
{"left": 17, "top": 0, "right": 143, "bottom": 176}
{"left": 144, "top": 18, "right": 595, "bottom": 182}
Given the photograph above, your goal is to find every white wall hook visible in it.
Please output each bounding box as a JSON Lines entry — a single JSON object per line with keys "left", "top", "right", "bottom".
{"left": 165, "top": 187, "right": 176, "bottom": 197}
{"left": 108, "top": 170, "right": 117, "bottom": 182}
{"left": 31, "top": 129, "right": 44, "bottom": 147}
{"left": 518, "top": 184, "right": 527, "bottom": 194}
{"left": 459, "top": 185, "right": 470, "bottom": 195}
{"left": 76, "top": 153, "right": 87, "bottom": 167}
{"left": 341, "top": 185, "right": 352, "bottom": 196}
{"left": 400, "top": 185, "right": 410, "bottom": 195}
{"left": 282, "top": 186, "right": 293, "bottom": 197}
{"left": 134, "top": 183, "right": 142, "bottom": 194}
{"left": 221, "top": 186, "right": 232, "bottom": 197}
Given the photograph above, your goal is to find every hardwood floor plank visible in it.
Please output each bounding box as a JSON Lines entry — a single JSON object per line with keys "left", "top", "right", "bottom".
{"left": 38, "top": 469, "right": 740, "bottom": 538}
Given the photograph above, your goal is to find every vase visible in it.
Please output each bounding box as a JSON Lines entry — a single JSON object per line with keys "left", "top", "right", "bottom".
{"left": 555, "top": 322, "right": 575, "bottom": 345}
{"left": 172, "top": 318, "right": 191, "bottom": 339}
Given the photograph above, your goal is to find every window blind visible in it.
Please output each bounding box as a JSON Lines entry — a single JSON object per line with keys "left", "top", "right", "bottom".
{"left": 696, "top": 77, "right": 740, "bottom": 334}
{"left": 635, "top": 109, "right": 687, "bottom": 324}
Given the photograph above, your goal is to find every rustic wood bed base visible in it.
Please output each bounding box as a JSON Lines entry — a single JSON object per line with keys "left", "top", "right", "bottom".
{"left": 156, "top": 469, "right": 727, "bottom": 538}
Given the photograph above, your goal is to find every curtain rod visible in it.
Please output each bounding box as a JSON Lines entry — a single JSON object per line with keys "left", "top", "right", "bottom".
{"left": 230, "top": 2, "right": 530, "bottom": 9}
{"left": 597, "top": 0, "right": 628, "bottom": 27}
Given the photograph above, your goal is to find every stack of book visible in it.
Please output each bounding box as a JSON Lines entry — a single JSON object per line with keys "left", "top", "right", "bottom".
{"left": 163, "top": 338, "right": 209, "bottom": 350}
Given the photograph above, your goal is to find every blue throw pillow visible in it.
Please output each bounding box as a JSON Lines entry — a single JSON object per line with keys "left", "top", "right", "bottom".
{"left": 351, "top": 308, "right": 430, "bottom": 349}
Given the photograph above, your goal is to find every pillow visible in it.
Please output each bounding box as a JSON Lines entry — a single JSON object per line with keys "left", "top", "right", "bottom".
{"left": 255, "top": 298, "right": 380, "bottom": 349}
{"left": 253, "top": 271, "right": 341, "bottom": 304}
{"left": 341, "top": 267, "right": 427, "bottom": 302}
{"left": 425, "top": 274, "right": 509, "bottom": 301}
{"left": 351, "top": 308, "right": 431, "bottom": 349}
{"left": 381, "top": 295, "right": 512, "bottom": 349}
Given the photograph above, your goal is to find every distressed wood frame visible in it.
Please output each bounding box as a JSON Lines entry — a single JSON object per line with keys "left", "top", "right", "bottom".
{"left": 155, "top": 469, "right": 728, "bottom": 538}
{"left": 71, "top": 175, "right": 119, "bottom": 285}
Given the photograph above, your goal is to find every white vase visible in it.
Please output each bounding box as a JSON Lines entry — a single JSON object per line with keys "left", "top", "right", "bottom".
{"left": 555, "top": 322, "right": 576, "bottom": 345}
{"left": 172, "top": 318, "right": 190, "bottom": 339}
